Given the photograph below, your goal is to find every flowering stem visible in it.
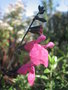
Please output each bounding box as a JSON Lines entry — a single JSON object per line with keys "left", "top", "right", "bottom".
{"left": 7, "top": 13, "right": 39, "bottom": 71}
{"left": 19, "top": 12, "right": 39, "bottom": 45}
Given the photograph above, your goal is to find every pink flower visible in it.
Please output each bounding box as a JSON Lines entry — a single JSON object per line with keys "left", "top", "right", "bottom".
{"left": 24, "top": 34, "right": 46, "bottom": 51}
{"left": 28, "top": 66, "right": 35, "bottom": 86}
{"left": 30, "top": 44, "right": 48, "bottom": 67}
{"left": 17, "top": 34, "right": 54, "bottom": 86}
{"left": 43, "top": 42, "right": 55, "bottom": 49}
{"left": 17, "top": 62, "right": 35, "bottom": 86}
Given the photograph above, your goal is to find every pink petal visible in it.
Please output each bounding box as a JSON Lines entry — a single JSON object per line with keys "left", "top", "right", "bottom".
{"left": 24, "top": 40, "right": 36, "bottom": 52}
{"left": 30, "top": 44, "right": 48, "bottom": 67}
{"left": 17, "top": 62, "right": 33, "bottom": 75}
{"left": 24, "top": 34, "right": 46, "bottom": 52}
{"left": 28, "top": 66, "right": 35, "bottom": 86}
{"left": 36, "top": 34, "right": 46, "bottom": 43}
{"left": 43, "top": 42, "right": 55, "bottom": 49}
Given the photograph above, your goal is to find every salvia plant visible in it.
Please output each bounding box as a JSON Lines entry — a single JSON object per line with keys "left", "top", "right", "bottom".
{"left": 0, "top": 5, "right": 55, "bottom": 89}
{"left": 16, "top": 5, "right": 54, "bottom": 86}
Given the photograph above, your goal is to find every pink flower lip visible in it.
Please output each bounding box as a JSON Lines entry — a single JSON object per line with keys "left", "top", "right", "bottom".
{"left": 28, "top": 66, "right": 35, "bottom": 86}
{"left": 17, "top": 62, "right": 35, "bottom": 86}
{"left": 30, "top": 44, "right": 48, "bottom": 67}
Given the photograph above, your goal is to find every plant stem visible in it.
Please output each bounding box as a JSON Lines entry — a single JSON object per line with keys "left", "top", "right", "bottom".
{"left": 19, "top": 12, "right": 39, "bottom": 45}
{"left": 50, "top": 69, "right": 52, "bottom": 90}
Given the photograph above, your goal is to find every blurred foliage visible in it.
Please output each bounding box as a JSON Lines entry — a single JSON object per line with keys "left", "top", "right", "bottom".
{"left": 0, "top": 1, "right": 31, "bottom": 90}
{"left": 0, "top": 0, "right": 68, "bottom": 90}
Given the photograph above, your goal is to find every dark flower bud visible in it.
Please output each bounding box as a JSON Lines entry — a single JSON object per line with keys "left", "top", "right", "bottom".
{"left": 38, "top": 5, "right": 45, "bottom": 14}
{"left": 35, "top": 16, "right": 46, "bottom": 22}
{"left": 29, "top": 25, "right": 43, "bottom": 35}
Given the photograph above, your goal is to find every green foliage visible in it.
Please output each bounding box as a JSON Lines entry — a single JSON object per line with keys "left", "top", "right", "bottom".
{"left": 13, "top": 75, "right": 31, "bottom": 90}
{"left": 32, "top": 55, "right": 68, "bottom": 90}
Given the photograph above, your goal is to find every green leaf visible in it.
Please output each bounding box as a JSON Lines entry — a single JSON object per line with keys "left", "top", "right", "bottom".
{"left": 41, "top": 75, "right": 48, "bottom": 80}
{"left": 48, "top": 55, "right": 52, "bottom": 62}
{"left": 36, "top": 75, "right": 48, "bottom": 80}
{"left": 49, "top": 55, "right": 55, "bottom": 64}
{"left": 51, "top": 56, "right": 55, "bottom": 64}
{"left": 44, "top": 68, "right": 50, "bottom": 73}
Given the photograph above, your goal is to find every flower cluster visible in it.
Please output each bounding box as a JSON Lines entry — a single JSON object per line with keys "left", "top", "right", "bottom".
{"left": 17, "top": 27, "right": 54, "bottom": 86}
{"left": 5, "top": 0, "right": 24, "bottom": 15}
{"left": 0, "top": 20, "right": 13, "bottom": 31}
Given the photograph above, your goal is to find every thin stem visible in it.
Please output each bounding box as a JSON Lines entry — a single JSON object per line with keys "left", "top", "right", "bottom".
{"left": 50, "top": 69, "right": 52, "bottom": 90}
{"left": 7, "top": 12, "right": 39, "bottom": 70}
{"left": 20, "top": 18, "right": 35, "bottom": 45}
{"left": 19, "top": 12, "right": 39, "bottom": 45}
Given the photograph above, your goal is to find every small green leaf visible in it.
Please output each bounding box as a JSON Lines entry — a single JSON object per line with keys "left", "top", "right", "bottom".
{"left": 41, "top": 75, "right": 48, "bottom": 80}
{"left": 44, "top": 68, "right": 50, "bottom": 73}
{"left": 51, "top": 56, "right": 55, "bottom": 64}
{"left": 36, "top": 75, "right": 48, "bottom": 80}
{"left": 48, "top": 55, "right": 52, "bottom": 62}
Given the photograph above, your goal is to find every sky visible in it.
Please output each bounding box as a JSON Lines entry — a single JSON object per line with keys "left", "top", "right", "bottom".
{"left": 56, "top": 0, "right": 68, "bottom": 12}
{"left": 0, "top": 0, "right": 68, "bottom": 17}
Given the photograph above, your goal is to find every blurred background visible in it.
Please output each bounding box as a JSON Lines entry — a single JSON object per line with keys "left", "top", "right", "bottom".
{"left": 0, "top": 0, "right": 68, "bottom": 90}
